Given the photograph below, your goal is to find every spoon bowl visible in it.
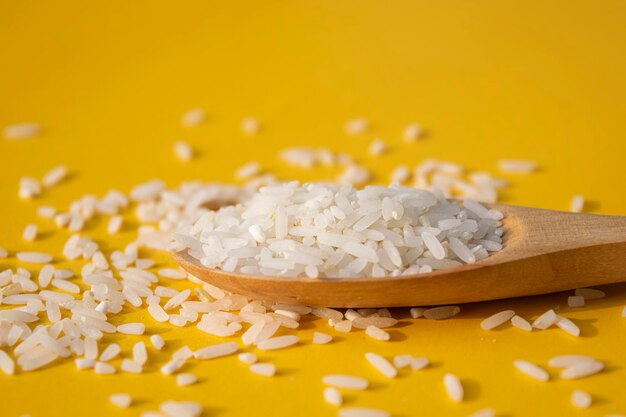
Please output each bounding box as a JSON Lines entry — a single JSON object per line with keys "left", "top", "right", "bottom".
{"left": 174, "top": 203, "right": 626, "bottom": 307}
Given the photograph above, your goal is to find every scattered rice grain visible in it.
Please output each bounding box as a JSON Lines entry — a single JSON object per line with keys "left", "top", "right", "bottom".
{"left": 365, "top": 325, "right": 390, "bottom": 341}
{"left": 560, "top": 361, "right": 604, "bottom": 379}
{"left": 109, "top": 393, "right": 132, "bottom": 408}
{"left": 571, "top": 390, "right": 592, "bottom": 408}
{"left": 323, "top": 387, "right": 342, "bottom": 406}
{"left": 176, "top": 373, "right": 198, "bottom": 386}
{"left": 511, "top": 315, "right": 532, "bottom": 332}
{"left": 323, "top": 374, "right": 368, "bottom": 390}
{"left": 513, "top": 360, "right": 549, "bottom": 381}
{"left": 480, "top": 310, "right": 515, "bottom": 330}
{"left": 249, "top": 363, "right": 275, "bottom": 376}
{"left": 42, "top": 165, "right": 67, "bottom": 187}
{"left": 365, "top": 352, "right": 396, "bottom": 378}
{"left": 575, "top": 288, "right": 606, "bottom": 300}
{"left": 443, "top": 373, "right": 464, "bottom": 402}
{"left": 424, "top": 306, "right": 460, "bottom": 320}
{"left": 338, "top": 407, "right": 389, "bottom": 417}
{"left": 4, "top": 122, "right": 40, "bottom": 140}
{"left": 570, "top": 195, "right": 585, "bottom": 213}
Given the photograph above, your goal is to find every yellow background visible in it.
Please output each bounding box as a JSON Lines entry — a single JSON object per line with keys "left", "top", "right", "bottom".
{"left": 1, "top": 1, "right": 625, "bottom": 416}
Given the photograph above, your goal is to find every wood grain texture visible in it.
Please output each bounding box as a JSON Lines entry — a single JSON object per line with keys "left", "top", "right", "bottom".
{"left": 174, "top": 204, "right": 626, "bottom": 307}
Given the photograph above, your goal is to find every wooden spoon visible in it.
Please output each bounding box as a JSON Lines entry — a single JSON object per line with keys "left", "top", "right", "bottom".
{"left": 174, "top": 203, "right": 626, "bottom": 307}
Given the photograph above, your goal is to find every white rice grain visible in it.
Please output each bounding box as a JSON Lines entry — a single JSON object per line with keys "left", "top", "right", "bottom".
{"left": 467, "top": 408, "right": 495, "bottom": 417}
{"left": 312, "top": 307, "right": 344, "bottom": 321}
{"left": 181, "top": 108, "right": 206, "bottom": 127}
{"left": 555, "top": 316, "right": 580, "bottom": 337}
{"left": 150, "top": 334, "right": 165, "bottom": 350}
{"left": 0, "top": 310, "right": 38, "bottom": 322}
{"left": 411, "top": 357, "right": 429, "bottom": 371}
{"left": 37, "top": 264, "right": 55, "bottom": 288}
{"left": 532, "top": 309, "right": 558, "bottom": 330}
{"left": 173, "top": 346, "right": 194, "bottom": 361}
{"left": 42, "top": 165, "right": 68, "bottom": 187}
{"left": 497, "top": 159, "right": 537, "bottom": 173}
{"left": 272, "top": 306, "right": 302, "bottom": 321}
{"left": 423, "top": 306, "right": 460, "bottom": 320}
{"left": 158, "top": 268, "right": 187, "bottom": 280}
{"left": 322, "top": 374, "right": 368, "bottom": 390}
{"left": 548, "top": 355, "right": 595, "bottom": 368}
{"left": 257, "top": 335, "right": 299, "bottom": 350}
{"left": 249, "top": 363, "right": 275, "bottom": 376}
{"left": 116, "top": 323, "right": 145, "bottom": 335}
{"left": 513, "top": 360, "right": 549, "bottom": 381}
{"left": 338, "top": 165, "right": 371, "bottom": 186}
{"left": 163, "top": 289, "right": 191, "bottom": 311}
{"left": 0, "top": 350, "right": 15, "bottom": 375}
{"left": 403, "top": 122, "right": 422, "bottom": 141}
{"left": 160, "top": 400, "right": 202, "bottom": 417}
{"left": 99, "top": 344, "right": 121, "bottom": 362}
{"left": 313, "top": 332, "right": 333, "bottom": 345}
{"left": 567, "top": 295, "right": 585, "bottom": 307}
{"left": 443, "top": 373, "right": 464, "bottom": 402}
{"left": 19, "top": 176, "right": 42, "bottom": 199}
{"left": 421, "top": 232, "right": 445, "bottom": 260}
{"left": 51, "top": 278, "right": 79, "bottom": 293}
{"left": 392, "top": 355, "right": 412, "bottom": 369}
{"left": 133, "top": 341, "right": 148, "bottom": 365}
{"left": 237, "top": 352, "right": 257, "bottom": 364}
{"left": 338, "top": 408, "right": 390, "bottom": 417}
{"left": 20, "top": 349, "right": 58, "bottom": 371}
{"left": 240, "top": 117, "right": 260, "bottom": 135}
{"left": 16, "top": 251, "right": 53, "bottom": 264}
{"left": 173, "top": 141, "right": 194, "bottom": 162}
{"left": 37, "top": 205, "right": 57, "bottom": 218}
{"left": 409, "top": 307, "right": 426, "bottom": 319}
{"left": 570, "top": 195, "right": 585, "bottom": 213}
{"left": 176, "top": 373, "right": 198, "bottom": 386}
{"left": 390, "top": 165, "right": 410, "bottom": 184}
{"left": 571, "top": 390, "right": 592, "bottom": 408}
{"left": 511, "top": 315, "right": 532, "bottom": 332}
{"left": 107, "top": 215, "right": 123, "bottom": 234}
{"left": 365, "top": 325, "right": 390, "bottom": 341}
{"left": 84, "top": 337, "right": 98, "bottom": 360}
{"left": 368, "top": 139, "right": 386, "bottom": 156}
{"left": 365, "top": 352, "right": 397, "bottom": 378}
{"left": 345, "top": 118, "right": 368, "bottom": 135}
{"left": 560, "top": 361, "right": 604, "bottom": 379}
{"left": 480, "top": 310, "right": 515, "bottom": 330}
{"left": 22, "top": 224, "right": 38, "bottom": 241}
{"left": 193, "top": 342, "right": 238, "bottom": 360}
{"left": 323, "top": 387, "right": 342, "bottom": 406}
{"left": 109, "top": 393, "right": 132, "bottom": 408}
{"left": 236, "top": 162, "right": 261, "bottom": 180}
{"left": 75, "top": 358, "right": 95, "bottom": 370}
{"left": 148, "top": 302, "right": 170, "bottom": 322}
{"left": 130, "top": 180, "right": 165, "bottom": 202}
{"left": 4, "top": 122, "right": 40, "bottom": 140}
{"left": 160, "top": 359, "right": 185, "bottom": 375}
{"left": 121, "top": 359, "right": 143, "bottom": 374}
{"left": 575, "top": 288, "right": 606, "bottom": 300}
{"left": 94, "top": 361, "right": 116, "bottom": 375}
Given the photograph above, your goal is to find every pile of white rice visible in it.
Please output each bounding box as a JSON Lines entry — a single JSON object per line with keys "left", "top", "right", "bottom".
{"left": 173, "top": 182, "right": 504, "bottom": 278}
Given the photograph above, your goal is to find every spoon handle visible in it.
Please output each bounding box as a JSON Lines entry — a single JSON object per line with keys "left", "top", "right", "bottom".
{"left": 493, "top": 204, "right": 626, "bottom": 258}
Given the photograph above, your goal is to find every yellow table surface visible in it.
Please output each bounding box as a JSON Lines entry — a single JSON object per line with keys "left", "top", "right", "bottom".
{"left": 1, "top": 1, "right": 625, "bottom": 416}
